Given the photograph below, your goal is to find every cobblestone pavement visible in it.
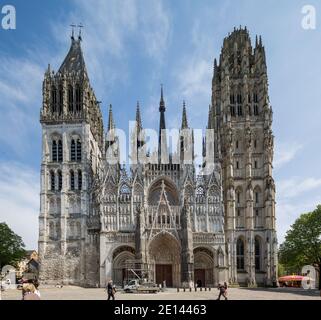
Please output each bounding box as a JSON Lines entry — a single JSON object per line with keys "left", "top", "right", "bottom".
{"left": 1, "top": 286, "right": 321, "bottom": 300}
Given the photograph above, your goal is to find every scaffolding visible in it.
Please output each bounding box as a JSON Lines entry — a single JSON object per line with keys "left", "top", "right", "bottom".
{"left": 124, "top": 259, "right": 155, "bottom": 284}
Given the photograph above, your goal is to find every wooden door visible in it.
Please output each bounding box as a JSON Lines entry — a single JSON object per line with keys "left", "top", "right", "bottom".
{"left": 194, "top": 269, "right": 206, "bottom": 287}
{"left": 156, "top": 264, "right": 173, "bottom": 287}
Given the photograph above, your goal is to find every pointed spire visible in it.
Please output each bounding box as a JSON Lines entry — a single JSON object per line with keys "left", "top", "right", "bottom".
{"left": 181, "top": 101, "right": 189, "bottom": 129}
{"left": 136, "top": 101, "right": 142, "bottom": 131}
{"left": 108, "top": 104, "right": 115, "bottom": 131}
{"left": 255, "top": 35, "right": 258, "bottom": 47}
{"left": 158, "top": 85, "right": 168, "bottom": 163}
{"left": 259, "top": 35, "right": 262, "bottom": 47}
{"left": 58, "top": 32, "right": 87, "bottom": 76}
{"left": 159, "top": 84, "right": 165, "bottom": 112}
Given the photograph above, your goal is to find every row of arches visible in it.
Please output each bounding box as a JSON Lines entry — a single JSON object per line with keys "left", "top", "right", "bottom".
{"left": 235, "top": 187, "right": 263, "bottom": 206}
{"left": 236, "top": 236, "right": 263, "bottom": 271}
{"left": 111, "top": 239, "right": 221, "bottom": 288}
{"left": 51, "top": 85, "right": 82, "bottom": 114}
{"left": 49, "top": 170, "right": 82, "bottom": 191}
{"left": 229, "top": 92, "right": 259, "bottom": 105}
{"left": 51, "top": 138, "right": 82, "bottom": 163}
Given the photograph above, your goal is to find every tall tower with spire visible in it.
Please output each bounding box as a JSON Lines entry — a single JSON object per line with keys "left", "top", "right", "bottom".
{"left": 39, "top": 30, "right": 103, "bottom": 286}
{"left": 210, "top": 27, "right": 277, "bottom": 286}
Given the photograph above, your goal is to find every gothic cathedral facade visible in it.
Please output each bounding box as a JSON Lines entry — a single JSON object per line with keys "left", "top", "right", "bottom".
{"left": 38, "top": 27, "right": 278, "bottom": 288}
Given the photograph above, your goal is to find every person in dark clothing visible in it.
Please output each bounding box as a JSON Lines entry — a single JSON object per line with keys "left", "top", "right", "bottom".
{"left": 217, "top": 283, "right": 227, "bottom": 300}
{"left": 107, "top": 279, "right": 115, "bottom": 300}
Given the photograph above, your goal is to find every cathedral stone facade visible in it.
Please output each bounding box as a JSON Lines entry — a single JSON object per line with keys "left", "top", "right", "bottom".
{"left": 38, "top": 27, "right": 278, "bottom": 288}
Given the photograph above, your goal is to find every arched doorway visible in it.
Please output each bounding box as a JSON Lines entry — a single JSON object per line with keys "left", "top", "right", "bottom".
{"left": 112, "top": 246, "right": 135, "bottom": 286}
{"left": 193, "top": 247, "right": 214, "bottom": 287}
{"left": 148, "top": 232, "right": 180, "bottom": 287}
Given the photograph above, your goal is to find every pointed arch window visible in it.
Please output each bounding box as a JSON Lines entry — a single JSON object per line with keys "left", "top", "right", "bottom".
{"left": 68, "top": 85, "right": 73, "bottom": 112}
{"left": 70, "top": 170, "right": 75, "bottom": 190}
{"left": 255, "top": 191, "right": 259, "bottom": 205}
{"left": 253, "top": 93, "right": 259, "bottom": 116}
{"left": 237, "top": 104, "right": 243, "bottom": 116}
{"left": 255, "top": 237, "right": 261, "bottom": 271}
{"left": 76, "top": 139, "right": 82, "bottom": 161}
{"left": 230, "top": 105, "right": 236, "bottom": 117}
{"left": 75, "top": 85, "right": 81, "bottom": 112}
{"left": 237, "top": 94, "right": 242, "bottom": 104}
{"left": 78, "top": 170, "right": 82, "bottom": 190}
{"left": 58, "top": 140, "right": 63, "bottom": 162}
{"left": 51, "top": 86, "right": 57, "bottom": 113}
{"left": 50, "top": 170, "right": 55, "bottom": 191}
{"left": 237, "top": 238, "right": 245, "bottom": 270}
{"left": 70, "top": 139, "right": 76, "bottom": 161}
{"left": 52, "top": 140, "right": 57, "bottom": 162}
{"left": 236, "top": 190, "right": 241, "bottom": 205}
{"left": 253, "top": 93, "right": 258, "bottom": 103}
{"left": 58, "top": 170, "right": 62, "bottom": 191}
{"left": 58, "top": 85, "right": 63, "bottom": 114}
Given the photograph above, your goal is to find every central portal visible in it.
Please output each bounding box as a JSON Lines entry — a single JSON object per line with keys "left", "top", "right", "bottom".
{"left": 156, "top": 264, "right": 173, "bottom": 287}
{"left": 148, "top": 232, "right": 181, "bottom": 287}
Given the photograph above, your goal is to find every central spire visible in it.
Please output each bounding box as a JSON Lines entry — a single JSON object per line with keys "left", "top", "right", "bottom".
{"left": 158, "top": 85, "right": 168, "bottom": 163}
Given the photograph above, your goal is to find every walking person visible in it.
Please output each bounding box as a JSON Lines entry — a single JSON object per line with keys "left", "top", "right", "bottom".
{"left": 107, "top": 279, "right": 115, "bottom": 300}
{"left": 216, "top": 283, "right": 227, "bottom": 300}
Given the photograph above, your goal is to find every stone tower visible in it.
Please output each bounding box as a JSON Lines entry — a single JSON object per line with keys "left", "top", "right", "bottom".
{"left": 39, "top": 31, "right": 103, "bottom": 286}
{"left": 211, "top": 27, "right": 277, "bottom": 286}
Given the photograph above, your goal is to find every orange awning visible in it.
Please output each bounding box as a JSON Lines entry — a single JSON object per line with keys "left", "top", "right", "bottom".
{"left": 278, "top": 275, "right": 304, "bottom": 282}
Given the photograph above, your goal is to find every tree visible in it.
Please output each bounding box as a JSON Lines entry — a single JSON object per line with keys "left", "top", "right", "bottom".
{"left": 279, "top": 206, "right": 321, "bottom": 290}
{"left": 0, "top": 222, "right": 26, "bottom": 268}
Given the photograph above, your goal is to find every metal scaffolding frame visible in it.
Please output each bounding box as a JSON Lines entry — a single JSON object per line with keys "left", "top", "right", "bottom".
{"left": 124, "top": 259, "right": 155, "bottom": 284}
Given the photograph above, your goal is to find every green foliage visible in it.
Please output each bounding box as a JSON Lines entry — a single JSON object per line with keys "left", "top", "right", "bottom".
{"left": 0, "top": 222, "right": 26, "bottom": 268}
{"left": 279, "top": 206, "right": 321, "bottom": 287}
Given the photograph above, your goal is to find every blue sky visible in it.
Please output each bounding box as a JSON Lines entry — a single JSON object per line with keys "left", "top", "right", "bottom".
{"left": 1, "top": 0, "right": 321, "bottom": 249}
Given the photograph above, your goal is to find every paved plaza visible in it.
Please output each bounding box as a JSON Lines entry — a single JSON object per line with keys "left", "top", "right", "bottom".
{"left": 1, "top": 286, "right": 320, "bottom": 300}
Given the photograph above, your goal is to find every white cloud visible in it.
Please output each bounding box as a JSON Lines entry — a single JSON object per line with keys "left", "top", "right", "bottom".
{"left": 0, "top": 57, "right": 43, "bottom": 156}
{"left": 274, "top": 142, "right": 302, "bottom": 169}
{"left": 139, "top": 0, "right": 171, "bottom": 61}
{"left": 277, "top": 177, "right": 321, "bottom": 199}
{"left": 0, "top": 162, "right": 39, "bottom": 249}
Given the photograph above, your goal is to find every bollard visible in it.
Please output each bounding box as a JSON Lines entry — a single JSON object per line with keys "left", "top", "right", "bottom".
{"left": 209, "top": 287, "right": 211, "bottom": 291}
{"left": 205, "top": 287, "right": 207, "bottom": 291}
{"left": 177, "top": 287, "right": 179, "bottom": 292}
{"left": 189, "top": 287, "right": 192, "bottom": 292}
{"left": 195, "top": 287, "right": 197, "bottom": 292}
{"left": 200, "top": 287, "right": 202, "bottom": 291}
